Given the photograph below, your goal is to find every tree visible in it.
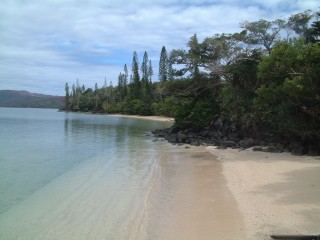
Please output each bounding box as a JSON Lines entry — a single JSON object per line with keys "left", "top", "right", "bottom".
{"left": 148, "top": 59, "right": 153, "bottom": 82}
{"left": 117, "top": 72, "right": 123, "bottom": 101}
{"left": 141, "top": 51, "right": 149, "bottom": 100}
{"left": 310, "top": 11, "right": 320, "bottom": 43}
{"left": 130, "top": 51, "right": 141, "bottom": 99}
{"left": 159, "top": 46, "right": 168, "bottom": 81}
{"left": 254, "top": 39, "right": 320, "bottom": 137}
{"left": 123, "top": 64, "right": 128, "bottom": 97}
{"left": 65, "top": 82, "right": 70, "bottom": 109}
{"left": 141, "top": 51, "right": 149, "bottom": 83}
{"left": 167, "top": 52, "right": 174, "bottom": 80}
{"left": 240, "top": 19, "right": 286, "bottom": 54}
{"left": 187, "top": 34, "right": 201, "bottom": 78}
{"left": 286, "top": 10, "right": 313, "bottom": 42}
{"left": 94, "top": 82, "right": 99, "bottom": 109}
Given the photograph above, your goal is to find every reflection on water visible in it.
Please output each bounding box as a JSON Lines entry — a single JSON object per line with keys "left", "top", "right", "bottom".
{"left": 0, "top": 108, "right": 244, "bottom": 240}
{"left": 0, "top": 108, "right": 171, "bottom": 215}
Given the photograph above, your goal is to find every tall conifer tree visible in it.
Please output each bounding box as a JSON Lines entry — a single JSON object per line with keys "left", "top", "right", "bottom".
{"left": 159, "top": 46, "right": 168, "bottom": 82}
{"left": 131, "top": 51, "right": 141, "bottom": 99}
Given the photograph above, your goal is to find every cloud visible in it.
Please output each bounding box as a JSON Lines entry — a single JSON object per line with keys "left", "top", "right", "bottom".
{"left": 0, "top": 0, "right": 318, "bottom": 95}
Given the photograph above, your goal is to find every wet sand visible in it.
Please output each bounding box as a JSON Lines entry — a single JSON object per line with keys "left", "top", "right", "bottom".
{"left": 151, "top": 146, "right": 245, "bottom": 240}
{"left": 207, "top": 147, "right": 320, "bottom": 240}
{"left": 0, "top": 144, "right": 246, "bottom": 240}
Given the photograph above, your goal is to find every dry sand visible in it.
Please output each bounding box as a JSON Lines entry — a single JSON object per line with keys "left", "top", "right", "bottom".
{"left": 107, "top": 114, "right": 174, "bottom": 122}
{"left": 207, "top": 147, "right": 320, "bottom": 240}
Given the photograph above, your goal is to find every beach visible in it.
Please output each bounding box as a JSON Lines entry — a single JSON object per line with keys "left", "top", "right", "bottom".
{"left": 107, "top": 114, "right": 174, "bottom": 122}
{"left": 104, "top": 114, "right": 320, "bottom": 239}
{"left": 207, "top": 147, "right": 320, "bottom": 240}
{"left": 1, "top": 109, "right": 319, "bottom": 240}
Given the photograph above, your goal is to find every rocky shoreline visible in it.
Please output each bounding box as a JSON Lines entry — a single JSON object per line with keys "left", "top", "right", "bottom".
{"left": 152, "top": 116, "right": 320, "bottom": 156}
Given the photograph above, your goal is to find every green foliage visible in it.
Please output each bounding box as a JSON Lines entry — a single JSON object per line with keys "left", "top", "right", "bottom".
{"left": 219, "top": 86, "right": 249, "bottom": 123}
{"left": 254, "top": 40, "right": 320, "bottom": 137}
{"left": 151, "top": 96, "right": 177, "bottom": 117}
{"left": 62, "top": 10, "right": 320, "bottom": 142}
{"left": 159, "top": 46, "right": 169, "bottom": 82}
{"left": 174, "top": 99, "right": 218, "bottom": 129}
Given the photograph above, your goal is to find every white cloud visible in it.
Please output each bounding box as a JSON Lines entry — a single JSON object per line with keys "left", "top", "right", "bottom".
{"left": 0, "top": 0, "right": 318, "bottom": 95}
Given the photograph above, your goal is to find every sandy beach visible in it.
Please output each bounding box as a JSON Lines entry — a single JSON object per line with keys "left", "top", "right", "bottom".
{"left": 107, "top": 114, "right": 174, "bottom": 122}
{"left": 207, "top": 147, "right": 320, "bottom": 240}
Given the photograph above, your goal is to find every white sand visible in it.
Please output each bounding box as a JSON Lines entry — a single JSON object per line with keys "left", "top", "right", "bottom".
{"left": 107, "top": 114, "right": 174, "bottom": 122}
{"left": 207, "top": 147, "right": 320, "bottom": 240}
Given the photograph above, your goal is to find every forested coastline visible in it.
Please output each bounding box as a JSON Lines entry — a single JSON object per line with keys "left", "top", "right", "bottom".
{"left": 62, "top": 10, "right": 320, "bottom": 155}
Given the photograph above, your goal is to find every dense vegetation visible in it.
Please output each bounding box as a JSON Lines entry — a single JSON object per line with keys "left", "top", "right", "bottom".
{"left": 63, "top": 10, "right": 320, "bottom": 146}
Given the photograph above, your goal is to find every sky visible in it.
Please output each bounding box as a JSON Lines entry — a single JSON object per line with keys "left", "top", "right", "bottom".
{"left": 0, "top": 0, "right": 319, "bottom": 96}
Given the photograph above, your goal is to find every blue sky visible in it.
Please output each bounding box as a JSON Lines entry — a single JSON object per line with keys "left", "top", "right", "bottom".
{"left": 0, "top": 0, "right": 318, "bottom": 95}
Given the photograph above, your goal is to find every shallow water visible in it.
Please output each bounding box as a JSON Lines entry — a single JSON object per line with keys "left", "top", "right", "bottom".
{"left": 0, "top": 108, "right": 244, "bottom": 240}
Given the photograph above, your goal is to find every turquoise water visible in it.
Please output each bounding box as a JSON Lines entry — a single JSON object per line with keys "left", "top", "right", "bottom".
{"left": 0, "top": 108, "right": 244, "bottom": 240}
{"left": 0, "top": 108, "right": 173, "bottom": 239}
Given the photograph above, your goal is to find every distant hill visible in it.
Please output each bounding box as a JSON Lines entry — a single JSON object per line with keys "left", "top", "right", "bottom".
{"left": 0, "top": 90, "right": 65, "bottom": 109}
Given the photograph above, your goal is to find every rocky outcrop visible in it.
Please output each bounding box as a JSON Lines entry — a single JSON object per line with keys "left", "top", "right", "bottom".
{"left": 152, "top": 116, "right": 320, "bottom": 156}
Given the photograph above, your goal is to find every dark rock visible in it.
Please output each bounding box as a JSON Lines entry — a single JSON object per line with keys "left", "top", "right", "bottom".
{"left": 228, "top": 132, "right": 240, "bottom": 141}
{"left": 214, "top": 117, "right": 223, "bottom": 129}
{"left": 264, "top": 146, "right": 282, "bottom": 153}
{"left": 239, "top": 138, "right": 255, "bottom": 149}
{"left": 209, "top": 131, "right": 221, "bottom": 140}
{"left": 219, "top": 140, "right": 238, "bottom": 148}
{"left": 276, "top": 143, "right": 286, "bottom": 152}
{"left": 167, "top": 133, "right": 178, "bottom": 143}
{"left": 288, "top": 141, "right": 300, "bottom": 151}
{"left": 257, "top": 140, "right": 266, "bottom": 146}
{"left": 307, "top": 144, "right": 320, "bottom": 156}
{"left": 217, "top": 145, "right": 227, "bottom": 150}
{"left": 252, "top": 147, "right": 263, "bottom": 151}
{"left": 291, "top": 145, "right": 307, "bottom": 156}
{"left": 178, "top": 131, "right": 188, "bottom": 143}
{"left": 190, "top": 141, "right": 200, "bottom": 146}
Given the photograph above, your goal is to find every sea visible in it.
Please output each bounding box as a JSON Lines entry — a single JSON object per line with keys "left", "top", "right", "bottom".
{"left": 0, "top": 107, "right": 244, "bottom": 240}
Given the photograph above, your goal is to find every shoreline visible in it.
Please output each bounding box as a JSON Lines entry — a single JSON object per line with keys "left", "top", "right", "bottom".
{"left": 59, "top": 110, "right": 174, "bottom": 122}
{"left": 107, "top": 113, "right": 174, "bottom": 122}
{"left": 206, "top": 147, "right": 320, "bottom": 240}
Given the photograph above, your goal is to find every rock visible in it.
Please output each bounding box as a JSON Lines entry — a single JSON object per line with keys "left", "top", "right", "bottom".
{"left": 167, "top": 133, "right": 178, "bottom": 143}
{"left": 177, "top": 131, "right": 188, "bottom": 143}
{"left": 217, "top": 145, "right": 227, "bottom": 150}
{"left": 190, "top": 141, "right": 200, "bottom": 146}
{"left": 291, "top": 145, "right": 307, "bottom": 156}
{"left": 219, "top": 140, "right": 238, "bottom": 148}
{"left": 264, "top": 146, "right": 282, "bottom": 153}
{"left": 252, "top": 147, "right": 263, "bottom": 151}
{"left": 209, "top": 131, "right": 221, "bottom": 140}
{"left": 239, "top": 138, "right": 255, "bottom": 149}
{"left": 214, "top": 117, "right": 223, "bottom": 129}
{"left": 227, "top": 132, "right": 240, "bottom": 141}
{"left": 257, "top": 140, "right": 266, "bottom": 146}
{"left": 307, "top": 144, "right": 319, "bottom": 156}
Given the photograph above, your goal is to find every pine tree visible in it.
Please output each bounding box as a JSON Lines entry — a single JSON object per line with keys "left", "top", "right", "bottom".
{"left": 148, "top": 59, "right": 153, "bottom": 82}
{"left": 141, "top": 51, "right": 149, "bottom": 100}
{"left": 117, "top": 72, "right": 124, "bottom": 101}
{"left": 159, "top": 46, "right": 168, "bottom": 82}
{"left": 65, "top": 82, "right": 70, "bottom": 109}
{"left": 94, "top": 83, "right": 99, "bottom": 109}
{"left": 123, "top": 64, "right": 128, "bottom": 97}
{"left": 131, "top": 51, "right": 141, "bottom": 99}
{"left": 141, "top": 51, "right": 149, "bottom": 82}
{"left": 146, "top": 59, "right": 154, "bottom": 101}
